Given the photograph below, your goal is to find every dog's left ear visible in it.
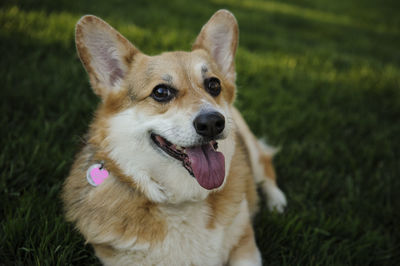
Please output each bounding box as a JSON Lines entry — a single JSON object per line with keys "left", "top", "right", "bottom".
{"left": 193, "top": 10, "right": 238, "bottom": 81}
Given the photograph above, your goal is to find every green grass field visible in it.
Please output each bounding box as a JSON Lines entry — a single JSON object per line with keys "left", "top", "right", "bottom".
{"left": 1, "top": 0, "right": 400, "bottom": 265}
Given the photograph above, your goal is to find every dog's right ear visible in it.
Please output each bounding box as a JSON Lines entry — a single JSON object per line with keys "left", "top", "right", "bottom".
{"left": 193, "top": 10, "right": 238, "bottom": 82}
{"left": 75, "top": 15, "right": 140, "bottom": 97}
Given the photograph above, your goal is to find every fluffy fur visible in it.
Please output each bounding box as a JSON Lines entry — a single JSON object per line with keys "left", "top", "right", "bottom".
{"left": 62, "top": 10, "right": 286, "bottom": 265}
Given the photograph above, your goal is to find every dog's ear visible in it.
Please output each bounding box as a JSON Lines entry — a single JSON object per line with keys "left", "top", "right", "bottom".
{"left": 193, "top": 10, "right": 238, "bottom": 81}
{"left": 75, "top": 15, "right": 140, "bottom": 97}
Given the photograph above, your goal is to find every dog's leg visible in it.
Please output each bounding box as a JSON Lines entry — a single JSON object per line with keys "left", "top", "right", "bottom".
{"left": 229, "top": 222, "right": 262, "bottom": 266}
{"left": 232, "top": 107, "right": 287, "bottom": 213}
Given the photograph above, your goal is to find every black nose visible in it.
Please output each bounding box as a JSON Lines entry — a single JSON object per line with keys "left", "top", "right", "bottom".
{"left": 193, "top": 112, "right": 225, "bottom": 138}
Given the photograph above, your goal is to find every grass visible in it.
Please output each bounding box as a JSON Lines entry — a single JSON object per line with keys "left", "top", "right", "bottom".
{"left": 1, "top": 0, "right": 399, "bottom": 265}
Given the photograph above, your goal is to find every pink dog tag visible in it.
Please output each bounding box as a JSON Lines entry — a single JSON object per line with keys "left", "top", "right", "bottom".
{"left": 87, "top": 164, "right": 109, "bottom": 186}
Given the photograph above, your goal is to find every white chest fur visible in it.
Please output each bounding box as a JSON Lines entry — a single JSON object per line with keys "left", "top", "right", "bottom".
{"left": 101, "top": 198, "right": 250, "bottom": 266}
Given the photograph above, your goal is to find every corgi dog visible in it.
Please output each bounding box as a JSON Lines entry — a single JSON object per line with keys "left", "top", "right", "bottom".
{"left": 62, "top": 10, "right": 287, "bottom": 266}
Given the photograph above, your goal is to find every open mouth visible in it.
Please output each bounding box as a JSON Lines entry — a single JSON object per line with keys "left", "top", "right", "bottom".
{"left": 151, "top": 133, "right": 225, "bottom": 190}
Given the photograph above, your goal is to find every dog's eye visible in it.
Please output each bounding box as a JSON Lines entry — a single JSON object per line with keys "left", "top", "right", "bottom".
{"left": 151, "top": 85, "right": 176, "bottom": 102}
{"left": 204, "top": 77, "right": 221, "bottom": 97}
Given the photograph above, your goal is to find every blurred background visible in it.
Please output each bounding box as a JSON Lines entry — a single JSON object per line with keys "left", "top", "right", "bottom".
{"left": 1, "top": 0, "right": 399, "bottom": 264}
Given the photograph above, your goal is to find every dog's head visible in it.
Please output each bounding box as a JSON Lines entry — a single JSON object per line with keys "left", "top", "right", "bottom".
{"left": 76, "top": 10, "right": 239, "bottom": 203}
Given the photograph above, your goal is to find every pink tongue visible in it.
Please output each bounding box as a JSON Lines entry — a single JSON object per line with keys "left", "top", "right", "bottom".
{"left": 185, "top": 143, "right": 225, "bottom": 190}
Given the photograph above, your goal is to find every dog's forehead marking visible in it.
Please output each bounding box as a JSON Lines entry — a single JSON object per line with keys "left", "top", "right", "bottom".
{"left": 201, "top": 64, "right": 208, "bottom": 75}
{"left": 162, "top": 74, "right": 173, "bottom": 84}
{"left": 195, "top": 62, "right": 208, "bottom": 74}
{"left": 194, "top": 62, "right": 208, "bottom": 84}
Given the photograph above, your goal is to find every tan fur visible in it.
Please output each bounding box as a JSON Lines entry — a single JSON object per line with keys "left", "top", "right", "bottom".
{"left": 259, "top": 153, "right": 277, "bottom": 182}
{"left": 228, "top": 222, "right": 260, "bottom": 265}
{"left": 63, "top": 10, "right": 286, "bottom": 265}
{"left": 92, "top": 243, "right": 117, "bottom": 258}
{"left": 232, "top": 106, "right": 278, "bottom": 184}
{"left": 62, "top": 146, "right": 167, "bottom": 246}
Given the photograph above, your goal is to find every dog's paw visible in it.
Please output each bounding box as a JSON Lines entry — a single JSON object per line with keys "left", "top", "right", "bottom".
{"left": 266, "top": 185, "right": 287, "bottom": 213}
